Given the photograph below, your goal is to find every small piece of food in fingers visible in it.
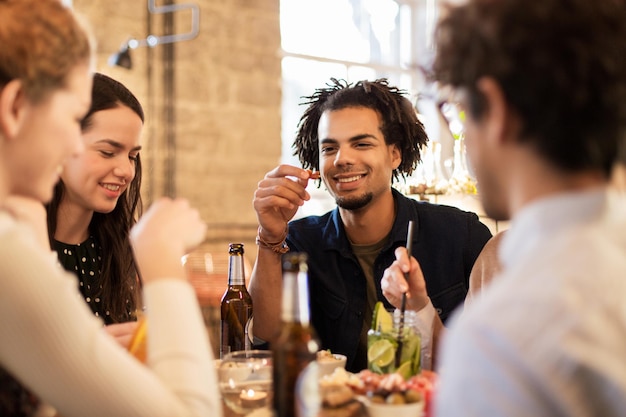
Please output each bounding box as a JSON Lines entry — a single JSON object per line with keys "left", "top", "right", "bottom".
{"left": 308, "top": 169, "right": 320, "bottom": 179}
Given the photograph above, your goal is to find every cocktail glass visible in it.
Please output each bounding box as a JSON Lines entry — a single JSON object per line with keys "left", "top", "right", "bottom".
{"left": 367, "top": 309, "right": 421, "bottom": 378}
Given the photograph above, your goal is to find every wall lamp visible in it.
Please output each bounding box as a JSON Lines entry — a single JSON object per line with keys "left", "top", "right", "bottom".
{"left": 108, "top": 0, "right": 200, "bottom": 69}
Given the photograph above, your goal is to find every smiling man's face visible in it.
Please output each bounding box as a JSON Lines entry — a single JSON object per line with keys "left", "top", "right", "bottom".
{"left": 317, "top": 106, "right": 401, "bottom": 211}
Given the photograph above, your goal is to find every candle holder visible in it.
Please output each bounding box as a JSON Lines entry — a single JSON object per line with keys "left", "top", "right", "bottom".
{"left": 218, "top": 350, "right": 273, "bottom": 415}
{"left": 240, "top": 388, "right": 268, "bottom": 408}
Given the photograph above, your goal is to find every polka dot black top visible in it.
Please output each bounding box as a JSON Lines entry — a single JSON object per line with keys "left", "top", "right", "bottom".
{"left": 52, "top": 236, "right": 121, "bottom": 325}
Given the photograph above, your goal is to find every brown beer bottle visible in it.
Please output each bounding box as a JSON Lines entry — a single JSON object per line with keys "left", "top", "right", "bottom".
{"left": 220, "top": 243, "right": 253, "bottom": 357}
{"left": 272, "top": 252, "right": 320, "bottom": 417}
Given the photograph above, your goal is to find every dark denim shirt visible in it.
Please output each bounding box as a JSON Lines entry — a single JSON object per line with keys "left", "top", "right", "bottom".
{"left": 286, "top": 189, "right": 492, "bottom": 371}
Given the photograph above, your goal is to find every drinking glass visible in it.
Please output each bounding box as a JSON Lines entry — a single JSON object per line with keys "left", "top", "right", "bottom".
{"left": 367, "top": 309, "right": 421, "bottom": 378}
{"left": 218, "top": 350, "right": 273, "bottom": 415}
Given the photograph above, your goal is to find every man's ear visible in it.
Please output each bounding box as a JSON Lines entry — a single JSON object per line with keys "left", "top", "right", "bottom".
{"left": 390, "top": 143, "right": 402, "bottom": 170}
{"left": 0, "top": 79, "right": 27, "bottom": 140}
{"left": 475, "top": 77, "right": 519, "bottom": 145}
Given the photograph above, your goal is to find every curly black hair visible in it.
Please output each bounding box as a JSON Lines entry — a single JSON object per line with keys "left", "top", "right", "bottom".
{"left": 432, "top": 0, "right": 626, "bottom": 176}
{"left": 293, "top": 78, "right": 428, "bottom": 183}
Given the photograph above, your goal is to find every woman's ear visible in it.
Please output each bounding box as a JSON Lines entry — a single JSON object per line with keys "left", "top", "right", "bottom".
{"left": 0, "top": 79, "right": 27, "bottom": 140}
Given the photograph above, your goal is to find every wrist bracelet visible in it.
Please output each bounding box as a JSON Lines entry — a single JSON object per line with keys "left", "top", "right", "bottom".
{"left": 255, "top": 226, "right": 290, "bottom": 254}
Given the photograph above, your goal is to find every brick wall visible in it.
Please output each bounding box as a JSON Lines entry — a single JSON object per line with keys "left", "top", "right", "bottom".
{"left": 73, "top": 0, "right": 282, "bottom": 259}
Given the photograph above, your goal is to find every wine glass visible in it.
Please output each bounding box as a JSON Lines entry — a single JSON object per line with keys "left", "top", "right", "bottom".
{"left": 219, "top": 350, "right": 273, "bottom": 415}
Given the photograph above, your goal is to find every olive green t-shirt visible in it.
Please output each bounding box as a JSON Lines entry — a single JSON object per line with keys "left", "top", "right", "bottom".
{"left": 351, "top": 233, "right": 390, "bottom": 367}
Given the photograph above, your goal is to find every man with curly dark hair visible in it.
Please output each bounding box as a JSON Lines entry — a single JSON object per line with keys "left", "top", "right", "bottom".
{"left": 424, "top": 0, "right": 626, "bottom": 415}
{"left": 249, "top": 78, "right": 492, "bottom": 372}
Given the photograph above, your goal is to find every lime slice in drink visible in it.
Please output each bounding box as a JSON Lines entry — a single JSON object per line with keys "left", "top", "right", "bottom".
{"left": 371, "top": 302, "right": 393, "bottom": 333}
{"left": 368, "top": 339, "right": 395, "bottom": 368}
{"left": 395, "top": 360, "right": 413, "bottom": 380}
{"left": 370, "top": 363, "right": 383, "bottom": 374}
{"left": 400, "top": 333, "right": 421, "bottom": 365}
{"left": 412, "top": 337, "right": 421, "bottom": 375}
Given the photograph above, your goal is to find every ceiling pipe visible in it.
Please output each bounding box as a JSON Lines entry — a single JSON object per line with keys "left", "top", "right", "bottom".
{"left": 108, "top": 0, "right": 200, "bottom": 69}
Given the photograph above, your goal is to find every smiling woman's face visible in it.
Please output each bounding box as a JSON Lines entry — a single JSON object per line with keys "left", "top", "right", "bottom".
{"left": 60, "top": 105, "right": 143, "bottom": 214}
{"left": 317, "top": 106, "right": 401, "bottom": 211}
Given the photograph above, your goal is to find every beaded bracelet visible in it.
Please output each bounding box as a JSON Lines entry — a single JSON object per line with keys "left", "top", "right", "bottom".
{"left": 255, "top": 226, "right": 290, "bottom": 254}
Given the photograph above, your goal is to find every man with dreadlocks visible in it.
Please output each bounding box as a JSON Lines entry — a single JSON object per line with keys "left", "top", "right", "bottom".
{"left": 249, "top": 78, "right": 492, "bottom": 372}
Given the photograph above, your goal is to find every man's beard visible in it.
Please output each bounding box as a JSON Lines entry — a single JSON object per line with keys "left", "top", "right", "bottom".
{"left": 335, "top": 192, "right": 373, "bottom": 211}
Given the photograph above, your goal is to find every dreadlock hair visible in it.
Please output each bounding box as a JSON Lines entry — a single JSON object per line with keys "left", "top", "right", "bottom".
{"left": 293, "top": 78, "right": 428, "bottom": 183}
{"left": 46, "top": 73, "right": 144, "bottom": 324}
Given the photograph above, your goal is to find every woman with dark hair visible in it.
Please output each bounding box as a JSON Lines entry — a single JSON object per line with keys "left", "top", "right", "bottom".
{"left": 47, "top": 72, "right": 144, "bottom": 330}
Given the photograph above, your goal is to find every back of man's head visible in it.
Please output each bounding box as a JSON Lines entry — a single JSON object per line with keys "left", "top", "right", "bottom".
{"left": 432, "top": 0, "right": 626, "bottom": 177}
